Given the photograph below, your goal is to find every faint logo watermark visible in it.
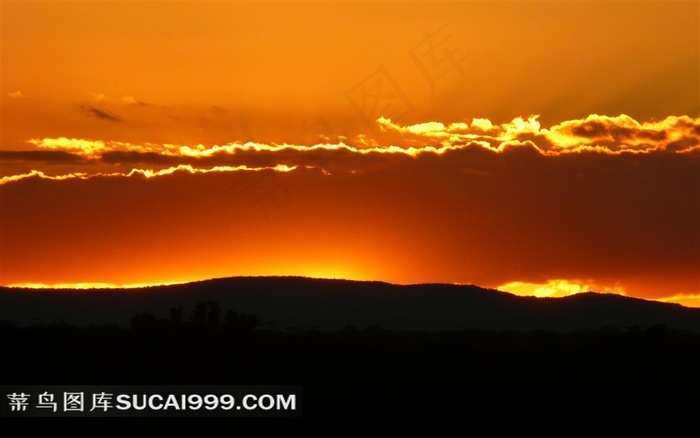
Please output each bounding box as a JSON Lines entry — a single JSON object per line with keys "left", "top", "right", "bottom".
{"left": 346, "top": 24, "right": 469, "bottom": 127}
{"left": 345, "top": 65, "right": 415, "bottom": 130}
{"left": 229, "top": 170, "right": 291, "bottom": 220}
{"left": 294, "top": 117, "right": 335, "bottom": 145}
{"left": 228, "top": 25, "right": 469, "bottom": 218}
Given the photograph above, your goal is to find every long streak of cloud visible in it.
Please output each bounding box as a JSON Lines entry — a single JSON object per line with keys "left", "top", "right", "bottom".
{"left": 80, "top": 105, "right": 124, "bottom": 122}
{"left": 22, "top": 113, "right": 700, "bottom": 162}
{"left": 0, "top": 164, "right": 296, "bottom": 186}
{"left": 2, "top": 113, "right": 693, "bottom": 184}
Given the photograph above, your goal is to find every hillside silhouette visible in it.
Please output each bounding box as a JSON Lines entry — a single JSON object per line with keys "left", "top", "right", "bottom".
{"left": 1, "top": 276, "right": 699, "bottom": 331}
{"left": 3, "top": 279, "right": 700, "bottom": 434}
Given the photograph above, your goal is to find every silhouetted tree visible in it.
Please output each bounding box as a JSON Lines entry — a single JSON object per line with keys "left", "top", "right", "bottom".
{"left": 0, "top": 320, "right": 17, "bottom": 330}
{"left": 169, "top": 304, "right": 184, "bottom": 325}
{"left": 190, "top": 302, "right": 207, "bottom": 327}
{"left": 207, "top": 301, "right": 221, "bottom": 327}
{"left": 130, "top": 311, "right": 157, "bottom": 332}
{"left": 223, "top": 310, "right": 261, "bottom": 331}
{"left": 645, "top": 324, "right": 669, "bottom": 337}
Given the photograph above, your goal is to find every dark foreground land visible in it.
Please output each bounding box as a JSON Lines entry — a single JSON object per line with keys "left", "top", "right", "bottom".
{"left": 2, "top": 305, "right": 700, "bottom": 435}
{"left": 2, "top": 278, "right": 700, "bottom": 435}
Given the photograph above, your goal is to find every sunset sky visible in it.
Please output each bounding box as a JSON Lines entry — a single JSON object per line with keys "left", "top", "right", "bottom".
{"left": 1, "top": 0, "right": 698, "bottom": 307}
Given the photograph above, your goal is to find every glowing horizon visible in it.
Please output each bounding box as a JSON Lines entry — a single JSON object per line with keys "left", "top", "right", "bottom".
{"left": 6, "top": 275, "right": 698, "bottom": 309}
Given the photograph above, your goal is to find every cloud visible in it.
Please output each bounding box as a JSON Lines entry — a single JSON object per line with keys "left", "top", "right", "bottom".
{"left": 100, "top": 151, "right": 181, "bottom": 166}
{"left": 89, "top": 93, "right": 148, "bottom": 106}
{"left": 80, "top": 105, "right": 123, "bottom": 122}
{"left": 376, "top": 114, "right": 700, "bottom": 154}
{"left": 28, "top": 138, "right": 110, "bottom": 158}
{"left": 657, "top": 294, "right": 700, "bottom": 308}
{"left": 500, "top": 281, "right": 700, "bottom": 308}
{"left": 121, "top": 95, "right": 151, "bottom": 106}
{"left": 545, "top": 114, "right": 698, "bottom": 152}
{"left": 8, "top": 90, "right": 23, "bottom": 99}
{"left": 0, "top": 170, "right": 89, "bottom": 185}
{"left": 26, "top": 137, "right": 451, "bottom": 168}
{"left": 16, "top": 113, "right": 698, "bottom": 177}
{"left": 88, "top": 92, "right": 109, "bottom": 102}
{"left": 0, "top": 150, "right": 85, "bottom": 163}
{"left": 0, "top": 164, "right": 297, "bottom": 186}
{"left": 498, "top": 280, "right": 626, "bottom": 299}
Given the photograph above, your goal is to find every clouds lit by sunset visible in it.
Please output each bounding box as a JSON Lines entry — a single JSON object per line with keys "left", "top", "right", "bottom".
{"left": 2, "top": 1, "right": 698, "bottom": 307}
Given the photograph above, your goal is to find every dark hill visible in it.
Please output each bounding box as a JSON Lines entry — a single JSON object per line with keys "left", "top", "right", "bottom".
{"left": 1, "top": 276, "right": 698, "bottom": 331}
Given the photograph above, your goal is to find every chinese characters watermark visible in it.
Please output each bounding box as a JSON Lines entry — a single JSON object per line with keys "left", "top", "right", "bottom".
{"left": 408, "top": 24, "right": 470, "bottom": 98}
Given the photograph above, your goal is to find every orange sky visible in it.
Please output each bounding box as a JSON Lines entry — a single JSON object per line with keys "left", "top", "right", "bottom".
{"left": 1, "top": 1, "right": 699, "bottom": 307}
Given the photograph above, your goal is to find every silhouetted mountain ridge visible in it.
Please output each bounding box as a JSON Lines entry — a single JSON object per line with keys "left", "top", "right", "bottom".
{"left": 1, "top": 276, "right": 698, "bottom": 331}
